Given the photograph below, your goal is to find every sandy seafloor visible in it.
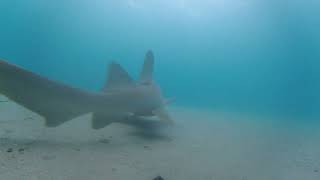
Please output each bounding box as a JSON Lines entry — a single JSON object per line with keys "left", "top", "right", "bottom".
{"left": 0, "top": 97, "right": 320, "bottom": 180}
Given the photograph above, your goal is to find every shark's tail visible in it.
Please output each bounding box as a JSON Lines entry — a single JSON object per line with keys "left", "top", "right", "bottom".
{"left": 0, "top": 60, "right": 97, "bottom": 127}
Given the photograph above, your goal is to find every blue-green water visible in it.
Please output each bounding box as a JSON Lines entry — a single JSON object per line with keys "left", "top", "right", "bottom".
{"left": 0, "top": 0, "right": 319, "bottom": 119}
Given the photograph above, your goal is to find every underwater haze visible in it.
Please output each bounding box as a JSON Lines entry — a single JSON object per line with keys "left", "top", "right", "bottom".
{"left": 1, "top": 0, "right": 319, "bottom": 119}
{"left": 1, "top": 1, "right": 320, "bottom": 180}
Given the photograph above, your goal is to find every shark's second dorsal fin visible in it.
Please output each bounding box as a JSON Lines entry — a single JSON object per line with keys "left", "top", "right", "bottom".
{"left": 139, "top": 50, "right": 154, "bottom": 83}
{"left": 103, "top": 62, "right": 134, "bottom": 91}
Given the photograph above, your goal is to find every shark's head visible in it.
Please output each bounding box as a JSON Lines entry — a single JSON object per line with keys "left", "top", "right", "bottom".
{"left": 134, "top": 80, "right": 165, "bottom": 116}
{"left": 134, "top": 51, "right": 173, "bottom": 123}
{"left": 103, "top": 50, "right": 174, "bottom": 124}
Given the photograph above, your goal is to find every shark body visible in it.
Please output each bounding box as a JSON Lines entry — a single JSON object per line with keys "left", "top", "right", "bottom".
{"left": 0, "top": 50, "right": 173, "bottom": 129}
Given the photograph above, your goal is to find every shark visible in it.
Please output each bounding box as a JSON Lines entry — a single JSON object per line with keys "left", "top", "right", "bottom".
{"left": 0, "top": 50, "right": 173, "bottom": 129}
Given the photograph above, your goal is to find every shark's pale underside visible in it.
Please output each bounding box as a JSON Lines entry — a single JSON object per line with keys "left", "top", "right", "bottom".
{"left": 0, "top": 50, "right": 173, "bottom": 129}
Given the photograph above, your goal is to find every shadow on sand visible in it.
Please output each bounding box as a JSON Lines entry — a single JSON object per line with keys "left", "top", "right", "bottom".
{"left": 0, "top": 117, "right": 174, "bottom": 150}
{"left": 120, "top": 116, "right": 174, "bottom": 142}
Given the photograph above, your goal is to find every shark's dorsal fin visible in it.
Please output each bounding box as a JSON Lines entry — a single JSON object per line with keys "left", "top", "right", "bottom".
{"left": 139, "top": 50, "right": 154, "bottom": 83}
{"left": 103, "top": 62, "right": 134, "bottom": 91}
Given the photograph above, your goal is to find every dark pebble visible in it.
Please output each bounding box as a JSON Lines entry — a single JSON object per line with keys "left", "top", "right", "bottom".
{"left": 6, "top": 148, "right": 13, "bottom": 153}
{"left": 153, "top": 176, "right": 164, "bottom": 180}
{"left": 314, "top": 169, "right": 319, "bottom": 173}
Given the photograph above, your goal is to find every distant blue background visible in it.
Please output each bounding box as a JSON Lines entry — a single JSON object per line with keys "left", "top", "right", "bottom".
{"left": 0, "top": 0, "right": 319, "bottom": 118}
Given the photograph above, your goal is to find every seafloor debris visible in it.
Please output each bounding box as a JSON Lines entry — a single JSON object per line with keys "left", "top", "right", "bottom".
{"left": 99, "top": 138, "right": 110, "bottom": 144}
{"left": 143, "top": 145, "right": 152, "bottom": 150}
{"left": 73, "top": 148, "right": 81, "bottom": 151}
{"left": 153, "top": 176, "right": 164, "bottom": 180}
{"left": 18, "top": 148, "right": 25, "bottom": 153}
{"left": 42, "top": 155, "right": 56, "bottom": 160}
{"left": 6, "top": 148, "right": 13, "bottom": 153}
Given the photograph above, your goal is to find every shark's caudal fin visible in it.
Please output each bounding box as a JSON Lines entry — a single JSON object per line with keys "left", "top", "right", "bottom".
{"left": 102, "top": 62, "right": 134, "bottom": 91}
{"left": 139, "top": 50, "right": 154, "bottom": 83}
{"left": 0, "top": 60, "right": 101, "bottom": 127}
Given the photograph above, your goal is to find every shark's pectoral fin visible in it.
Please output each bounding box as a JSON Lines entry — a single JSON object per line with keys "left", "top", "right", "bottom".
{"left": 92, "top": 113, "right": 122, "bottom": 130}
{"left": 153, "top": 108, "right": 174, "bottom": 125}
